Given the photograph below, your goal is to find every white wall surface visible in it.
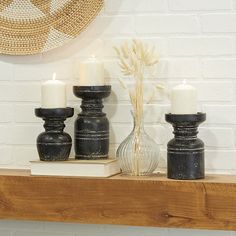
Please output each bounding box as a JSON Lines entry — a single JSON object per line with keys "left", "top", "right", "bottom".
{"left": 0, "top": 0, "right": 236, "bottom": 235}
{"left": 0, "top": 221, "right": 234, "bottom": 236}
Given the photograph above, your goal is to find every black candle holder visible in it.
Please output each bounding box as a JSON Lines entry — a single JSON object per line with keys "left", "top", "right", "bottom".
{"left": 165, "top": 112, "right": 206, "bottom": 180}
{"left": 73, "top": 85, "right": 111, "bottom": 160}
{"left": 35, "top": 107, "right": 74, "bottom": 161}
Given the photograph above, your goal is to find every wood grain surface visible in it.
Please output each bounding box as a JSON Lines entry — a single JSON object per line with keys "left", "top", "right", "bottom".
{"left": 0, "top": 169, "right": 235, "bottom": 230}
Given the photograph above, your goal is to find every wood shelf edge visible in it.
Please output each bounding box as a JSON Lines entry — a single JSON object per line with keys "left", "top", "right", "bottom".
{"left": 0, "top": 169, "right": 235, "bottom": 231}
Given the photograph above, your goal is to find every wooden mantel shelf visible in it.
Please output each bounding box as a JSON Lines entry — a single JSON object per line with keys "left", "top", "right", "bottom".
{"left": 0, "top": 170, "right": 235, "bottom": 231}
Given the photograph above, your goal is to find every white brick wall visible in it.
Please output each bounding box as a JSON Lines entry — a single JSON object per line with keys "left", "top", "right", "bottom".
{"left": 201, "top": 14, "right": 236, "bottom": 33}
{"left": 135, "top": 15, "right": 200, "bottom": 34}
{"left": 169, "top": 0, "right": 232, "bottom": 11}
{"left": 168, "top": 37, "right": 234, "bottom": 56}
{"left": 1, "top": 0, "right": 236, "bottom": 235}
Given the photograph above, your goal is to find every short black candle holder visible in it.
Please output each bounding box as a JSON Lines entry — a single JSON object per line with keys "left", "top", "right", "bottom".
{"left": 35, "top": 107, "right": 74, "bottom": 161}
{"left": 165, "top": 112, "right": 206, "bottom": 180}
{"left": 73, "top": 85, "right": 111, "bottom": 160}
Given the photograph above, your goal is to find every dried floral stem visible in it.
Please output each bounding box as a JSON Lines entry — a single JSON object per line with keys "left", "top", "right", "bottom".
{"left": 114, "top": 39, "right": 159, "bottom": 176}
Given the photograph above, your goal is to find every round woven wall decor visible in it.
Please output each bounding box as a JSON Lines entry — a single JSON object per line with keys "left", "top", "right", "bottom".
{"left": 0, "top": 0, "right": 104, "bottom": 55}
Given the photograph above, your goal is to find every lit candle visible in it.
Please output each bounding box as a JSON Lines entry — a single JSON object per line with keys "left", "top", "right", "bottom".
{"left": 41, "top": 73, "right": 67, "bottom": 108}
{"left": 78, "top": 55, "right": 105, "bottom": 86}
{"left": 171, "top": 80, "right": 197, "bottom": 114}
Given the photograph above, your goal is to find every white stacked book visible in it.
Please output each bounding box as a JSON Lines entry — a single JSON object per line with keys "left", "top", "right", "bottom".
{"left": 30, "top": 159, "right": 120, "bottom": 177}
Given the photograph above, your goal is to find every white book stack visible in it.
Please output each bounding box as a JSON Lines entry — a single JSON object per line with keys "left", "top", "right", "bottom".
{"left": 30, "top": 159, "right": 120, "bottom": 177}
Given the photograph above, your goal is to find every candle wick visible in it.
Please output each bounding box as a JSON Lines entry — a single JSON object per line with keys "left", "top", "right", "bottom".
{"left": 52, "top": 72, "right": 56, "bottom": 80}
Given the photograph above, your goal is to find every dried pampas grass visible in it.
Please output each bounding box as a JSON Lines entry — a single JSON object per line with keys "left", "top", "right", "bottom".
{"left": 114, "top": 39, "right": 162, "bottom": 175}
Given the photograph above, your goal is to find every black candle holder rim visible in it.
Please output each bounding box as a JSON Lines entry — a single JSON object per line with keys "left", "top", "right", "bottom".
{"left": 73, "top": 84, "right": 111, "bottom": 87}
{"left": 73, "top": 85, "right": 111, "bottom": 99}
{"left": 35, "top": 107, "right": 74, "bottom": 118}
{"left": 73, "top": 85, "right": 111, "bottom": 91}
{"left": 165, "top": 112, "right": 206, "bottom": 123}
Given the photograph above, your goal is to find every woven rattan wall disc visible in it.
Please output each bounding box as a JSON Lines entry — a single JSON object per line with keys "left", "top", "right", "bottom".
{"left": 0, "top": 0, "right": 104, "bottom": 55}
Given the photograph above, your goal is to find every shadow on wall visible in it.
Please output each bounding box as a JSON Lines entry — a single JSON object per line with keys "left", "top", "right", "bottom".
{"left": 0, "top": 0, "right": 123, "bottom": 64}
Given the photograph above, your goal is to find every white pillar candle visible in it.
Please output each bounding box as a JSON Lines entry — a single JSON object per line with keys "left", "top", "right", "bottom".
{"left": 78, "top": 55, "right": 105, "bottom": 86}
{"left": 171, "top": 81, "right": 197, "bottom": 114}
{"left": 41, "top": 73, "right": 67, "bottom": 108}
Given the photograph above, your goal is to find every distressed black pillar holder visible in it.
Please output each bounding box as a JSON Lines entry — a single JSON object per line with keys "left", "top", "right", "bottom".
{"left": 35, "top": 107, "right": 74, "bottom": 161}
{"left": 73, "top": 85, "right": 111, "bottom": 160}
{"left": 165, "top": 112, "right": 206, "bottom": 180}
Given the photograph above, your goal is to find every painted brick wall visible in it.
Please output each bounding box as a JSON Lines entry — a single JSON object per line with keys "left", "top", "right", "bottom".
{"left": 0, "top": 0, "right": 236, "bottom": 235}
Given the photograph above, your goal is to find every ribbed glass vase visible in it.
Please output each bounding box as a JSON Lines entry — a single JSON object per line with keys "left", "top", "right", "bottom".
{"left": 116, "top": 112, "right": 160, "bottom": 176}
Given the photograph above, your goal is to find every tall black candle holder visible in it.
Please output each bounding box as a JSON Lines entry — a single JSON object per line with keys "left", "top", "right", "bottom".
{"left": 165, "top": 112, "right": 206, "bottom": 180}
{"left": 73, "top": 85, "right": 111, "bottom": 160}
{"left": 35, "top": 107, "right": 74, "bottom": 161}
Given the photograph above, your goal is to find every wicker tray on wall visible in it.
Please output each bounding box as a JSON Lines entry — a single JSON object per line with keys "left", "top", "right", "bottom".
{"left": 0, "top": 0, "right": 104, "bottom": 55}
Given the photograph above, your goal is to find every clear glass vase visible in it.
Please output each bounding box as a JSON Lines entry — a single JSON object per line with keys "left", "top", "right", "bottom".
{"left": 116, "top": 112, "right": 160, "bottom": 176}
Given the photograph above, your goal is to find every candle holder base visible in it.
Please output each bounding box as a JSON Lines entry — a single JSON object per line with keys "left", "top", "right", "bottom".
{"left": 165, "top": 113, "right": 206, "bottom": 180}
{"left": 73, "top": 85, "right": 111, "bottom": 160}
{"left": 35, "top": 108, "right": 74, "bottom": 161}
